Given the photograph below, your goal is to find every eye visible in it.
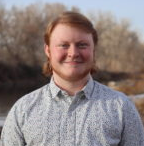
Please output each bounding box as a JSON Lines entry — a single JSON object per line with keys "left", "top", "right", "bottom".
{"left": 77, "top": 42, "right": 88, "bottom": 49}
{"left": 59, "top": 43, "right": 69, "bottom": 49}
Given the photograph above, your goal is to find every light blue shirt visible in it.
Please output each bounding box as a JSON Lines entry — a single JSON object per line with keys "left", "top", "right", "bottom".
{"left": 1, "top": 77, "right": 144, "bottom": 146}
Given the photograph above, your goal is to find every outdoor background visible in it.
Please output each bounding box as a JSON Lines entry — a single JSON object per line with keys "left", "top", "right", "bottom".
{"left": 0, "top": 0, "right": 144, "bottom": 136}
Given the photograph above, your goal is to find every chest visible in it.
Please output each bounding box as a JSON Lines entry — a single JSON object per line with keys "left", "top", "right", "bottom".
{"left": 22, "top": 100, "right": 123, "bottom": 146}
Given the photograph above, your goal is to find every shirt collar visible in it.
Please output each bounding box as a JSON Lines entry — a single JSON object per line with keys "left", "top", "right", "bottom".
{"left": 82, "top": 76, "right": 95, "bottom": 99}
{"left": 49, "top": 76, "right": 95, "bottom": 100}
{"left": 49, "top": 77, "right": 61, "bottom": 99}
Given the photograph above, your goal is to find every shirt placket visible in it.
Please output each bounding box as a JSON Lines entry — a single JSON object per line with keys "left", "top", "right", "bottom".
{"left": 59, "top": 95, "right": 76, "bottom": 146}
{"left": 66, "top": 109, "right": 76, "bottom": 146}
{"left": 66, "top": 95, "right": 83, "bottom": 146}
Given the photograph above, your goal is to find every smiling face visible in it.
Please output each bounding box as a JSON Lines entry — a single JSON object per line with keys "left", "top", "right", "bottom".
{"left": 45, "top": 24, "right": 95, "bottom": 81}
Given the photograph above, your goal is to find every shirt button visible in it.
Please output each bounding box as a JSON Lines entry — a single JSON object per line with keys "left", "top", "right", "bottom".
{"left": 55, "top": 96, "right": 59, "bottom": 101}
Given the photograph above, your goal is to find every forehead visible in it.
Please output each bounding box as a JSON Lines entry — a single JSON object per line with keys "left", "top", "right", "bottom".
{"left": 50, "top": 24, "right": 93, "bottom": 42}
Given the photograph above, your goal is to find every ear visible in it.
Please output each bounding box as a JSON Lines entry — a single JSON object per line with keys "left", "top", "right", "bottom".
{"left": 44, "top": 44, "right": 50, "bottom": 58}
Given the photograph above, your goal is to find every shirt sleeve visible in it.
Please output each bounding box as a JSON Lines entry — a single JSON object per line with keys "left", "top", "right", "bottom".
{"left": 1, "top": 100, "right": 26, "bottom": 146}
{"left": 119, "top": 98, "right": 144, "bottom": 146}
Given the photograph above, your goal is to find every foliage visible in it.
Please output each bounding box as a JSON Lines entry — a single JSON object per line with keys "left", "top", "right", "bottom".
{"left": 89, "top": 12, "right": 144, "bottom": 72}
{"left": 0, "top": 2, "right": 144, "bottom": 73}
{"left": 134, "top": 98, "right": 144, "bottom": 124}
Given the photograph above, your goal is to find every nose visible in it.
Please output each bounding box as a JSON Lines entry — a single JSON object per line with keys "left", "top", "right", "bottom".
{"left": 68, "top": 45, "right": 79, "bottom": 58}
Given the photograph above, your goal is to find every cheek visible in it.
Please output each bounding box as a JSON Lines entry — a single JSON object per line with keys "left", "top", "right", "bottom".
{"left": 82, "top": 50, "right": 94, "bottom": 61}
{"left": 51, "top": 48, "right": 66, "bottom": 61}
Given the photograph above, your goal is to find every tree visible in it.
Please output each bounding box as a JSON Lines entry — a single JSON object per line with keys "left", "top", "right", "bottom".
{"left": 88, "top": 12, "right": 144, "bottom": 73}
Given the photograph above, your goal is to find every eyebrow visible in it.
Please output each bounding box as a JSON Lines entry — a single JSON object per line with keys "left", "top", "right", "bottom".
{"left": 59, "top": 39, "right": 90, "bottom": 43}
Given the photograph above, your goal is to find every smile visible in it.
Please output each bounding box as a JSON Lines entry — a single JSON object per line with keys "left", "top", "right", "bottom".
{"left": 64, "top": 61, "right": 83, "bottom": 65}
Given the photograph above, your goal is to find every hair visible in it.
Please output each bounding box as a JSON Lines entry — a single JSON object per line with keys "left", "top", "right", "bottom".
{"left": 43, "top": 11, "right": 98, "bottom": 76}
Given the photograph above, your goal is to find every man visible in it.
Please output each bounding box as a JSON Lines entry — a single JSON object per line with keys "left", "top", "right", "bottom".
{"left": 1, "top": 11, "right": 144, "bottom": 146}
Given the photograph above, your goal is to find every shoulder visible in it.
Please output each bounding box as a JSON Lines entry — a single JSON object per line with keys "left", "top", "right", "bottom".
{"left": 9, "top": 83, "right": 51, "bottom": 116}
{"left": 92, "top": 80, "right": 141, "bottom": 121}
{"left": 92, "top": 80, "right": 133, "bottom": 108}
{"left": 93, "top": 80, "right": 128, "bottom": 99}
{"left": 4, "top": 83, "right": 51, "bottom": 127}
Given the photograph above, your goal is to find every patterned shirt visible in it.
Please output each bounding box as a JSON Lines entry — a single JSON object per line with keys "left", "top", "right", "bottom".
{"left": 1, "top": 77, "right": 144, "bottom": 146}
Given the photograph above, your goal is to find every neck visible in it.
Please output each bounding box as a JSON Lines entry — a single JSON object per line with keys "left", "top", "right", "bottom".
{"left": 53, "top": 74, "right": 90, "bottom": 96}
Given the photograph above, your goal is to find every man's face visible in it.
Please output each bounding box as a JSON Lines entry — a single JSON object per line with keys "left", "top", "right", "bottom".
{"left": 45, "top": 24, "right": 95, "bottom": 81}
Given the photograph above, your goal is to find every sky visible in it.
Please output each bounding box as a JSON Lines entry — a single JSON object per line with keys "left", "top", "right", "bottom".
{"left": 2, "top": 0, "right": 144, "bottom": 40}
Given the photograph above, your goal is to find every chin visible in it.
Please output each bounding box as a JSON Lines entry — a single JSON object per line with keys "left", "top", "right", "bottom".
{"left": 53, "top": 66, "right": 92, "bottom": 81}
{"left": 61, "top": 71, "right": 91, "bottom": 81}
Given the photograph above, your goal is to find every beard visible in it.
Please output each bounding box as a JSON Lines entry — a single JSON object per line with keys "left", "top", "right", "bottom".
{"left": 52, "top": 63, "right": 92, "bottom": 82}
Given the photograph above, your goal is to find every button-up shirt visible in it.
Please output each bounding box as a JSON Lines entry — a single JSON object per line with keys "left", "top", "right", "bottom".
{"left": 1, "top": 77, "right": 144, "bottom": 146}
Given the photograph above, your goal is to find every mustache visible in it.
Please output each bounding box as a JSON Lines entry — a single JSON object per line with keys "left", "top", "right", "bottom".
{"left": 63, "top": 60, "right": 83, "bottom": 63}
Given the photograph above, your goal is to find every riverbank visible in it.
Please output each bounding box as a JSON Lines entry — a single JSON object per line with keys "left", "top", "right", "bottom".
{"left": 0, "top": 117, "right": 6, "bottom": 139}
{"left": 0, "top": 117, "right": 5, "bottom": 127}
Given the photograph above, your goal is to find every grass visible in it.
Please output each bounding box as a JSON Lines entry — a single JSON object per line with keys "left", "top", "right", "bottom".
{"left": 134, "top": 98, "right": 144, "bottom": 124}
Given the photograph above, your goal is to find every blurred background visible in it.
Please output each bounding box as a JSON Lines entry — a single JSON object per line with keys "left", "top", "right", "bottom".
{"left": 0, "top": 0, "right": 144, "bottom": 135}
